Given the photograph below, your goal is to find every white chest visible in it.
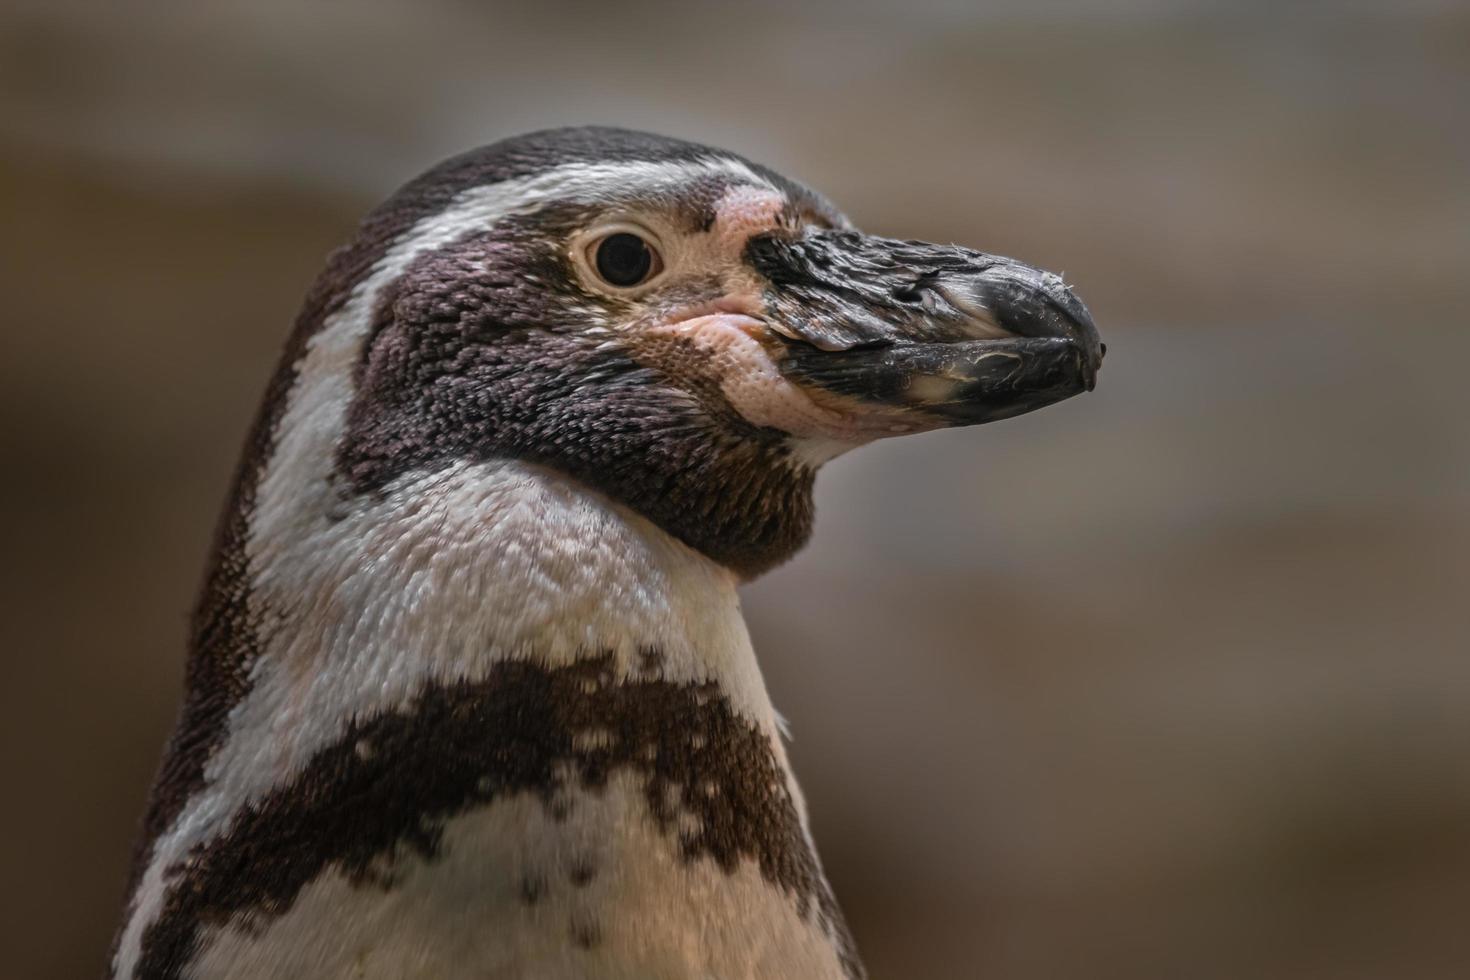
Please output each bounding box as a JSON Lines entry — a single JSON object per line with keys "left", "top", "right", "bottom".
{"left": 189, "top": 774, "right": 851, "bottom": 980}
{"left": 117, "top": 462, "right": 859, "bottom": 979}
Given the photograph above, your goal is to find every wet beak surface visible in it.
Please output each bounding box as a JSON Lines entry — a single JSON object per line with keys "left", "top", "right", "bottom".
{"left": 750, "top": 231, "right": 1103, "bottom": 427}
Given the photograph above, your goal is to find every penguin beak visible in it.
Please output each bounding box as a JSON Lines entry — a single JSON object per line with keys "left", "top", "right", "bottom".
{"left": 748, "top": 231, "right": 1103, "bottom": 426}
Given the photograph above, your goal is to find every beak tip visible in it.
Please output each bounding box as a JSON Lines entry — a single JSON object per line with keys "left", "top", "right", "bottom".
{"left": 1084, "top": 341, "right": 1107, "bottom": 391}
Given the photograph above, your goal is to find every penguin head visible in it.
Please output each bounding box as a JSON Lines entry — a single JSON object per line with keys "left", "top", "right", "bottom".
{"left": 333, "top": 127, "right": 1101, "bottom": 577}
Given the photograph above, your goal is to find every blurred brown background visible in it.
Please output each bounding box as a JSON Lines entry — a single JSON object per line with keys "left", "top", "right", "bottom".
{"left": 3, "top": 2, "right": 1468, "bottom": 978}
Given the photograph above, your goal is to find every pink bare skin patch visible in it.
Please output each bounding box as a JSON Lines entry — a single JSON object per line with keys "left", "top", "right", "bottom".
{"left": 685, "top": 185, "right": 799, "bottom": 302}
{"left": 641, "top": 313, "right": 929, "bottom": 447}
{"left": 712, "top": 185, "right": 789, "bottom": 248}
{"left": 617, "top": 182, "right": 933, "bottom": 459}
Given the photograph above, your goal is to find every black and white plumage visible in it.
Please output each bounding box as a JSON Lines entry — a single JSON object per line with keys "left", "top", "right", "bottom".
{"left": 112, "top": 127, "right": 1101, "bottom": 979}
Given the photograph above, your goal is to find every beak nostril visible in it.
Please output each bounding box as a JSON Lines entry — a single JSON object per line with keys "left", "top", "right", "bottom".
{"left": 892, "top": 270, "right": 945, "bottom": 308}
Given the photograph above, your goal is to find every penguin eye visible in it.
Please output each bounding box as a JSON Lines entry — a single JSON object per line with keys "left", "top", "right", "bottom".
{"left": 589, "top": 231, "right": 663, "bottom": 289}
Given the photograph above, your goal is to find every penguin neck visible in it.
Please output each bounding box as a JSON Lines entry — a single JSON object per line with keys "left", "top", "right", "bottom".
{"left": 114, "top": 456, "right": 839, "bottom": 980}
{"left": 231, "top": 457, "right": 790, "bottom": 790}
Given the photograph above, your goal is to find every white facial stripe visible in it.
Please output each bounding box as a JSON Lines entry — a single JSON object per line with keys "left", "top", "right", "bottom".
{"left": 113, "top": 156, "right": 789, "bottom": 980}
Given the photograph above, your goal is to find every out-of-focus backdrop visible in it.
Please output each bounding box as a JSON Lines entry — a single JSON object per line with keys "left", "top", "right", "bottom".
{"left": 3, "top": 2, "right": 1467, "bottom": 977}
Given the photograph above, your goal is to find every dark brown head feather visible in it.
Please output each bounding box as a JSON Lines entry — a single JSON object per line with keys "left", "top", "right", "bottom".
{"left": 125, "top": 126, "right": 818, "bottom": 899}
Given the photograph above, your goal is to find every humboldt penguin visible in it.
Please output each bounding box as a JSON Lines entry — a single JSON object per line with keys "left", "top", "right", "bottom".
{"left": 112, "top": 126, "right": 1102, "bottom": 979}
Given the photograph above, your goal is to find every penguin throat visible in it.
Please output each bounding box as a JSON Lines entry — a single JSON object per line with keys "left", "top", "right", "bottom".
{"left": 240, "top": 458, "right": 788, "bottom": 775}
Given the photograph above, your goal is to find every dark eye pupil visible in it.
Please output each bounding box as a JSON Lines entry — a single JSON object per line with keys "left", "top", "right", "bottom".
{"left": 595, "top": 233, "right": 653, "bottom": 287}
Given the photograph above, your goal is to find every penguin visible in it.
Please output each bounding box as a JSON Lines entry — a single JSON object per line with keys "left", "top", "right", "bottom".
{"left": 112, "top": 126, "right": 1102, "bottom": 980}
